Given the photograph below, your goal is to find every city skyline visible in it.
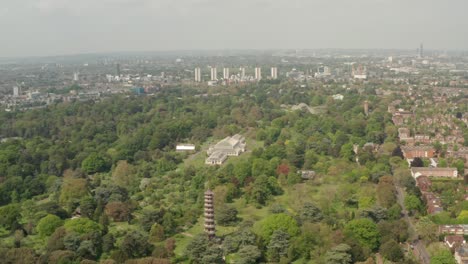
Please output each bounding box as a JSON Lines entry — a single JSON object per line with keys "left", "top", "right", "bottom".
{"left": 0, "top": 0, "right": 467, "bottom": 57}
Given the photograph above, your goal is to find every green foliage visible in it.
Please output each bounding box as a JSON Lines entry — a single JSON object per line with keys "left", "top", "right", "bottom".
{"left": 237, "top": 245, "right": 261, "bottom": 264}
{"left": 253, "top": 213, "right": 299, "bottom": 242}
{"left": 380, "top": 239, "right": 404, "bottom": 262}
{"left": 405, "top": 194, "right": 423, "bottom": 214}
{"left": 300, "top": 202, "right": 323, "bottom": 223}
{"left": 266, "top": 230, "right": 290, "bottom": 262}
{"left": 64, "top": 218, "right": 101, "bottom": 235}
{"left": 185, "top": 234, "right": 209, "bottom": 263}
{"left": 344, "top": 218, "right": 380, "bottom": 251}
{"left": 81, "top": 153, "right": 108, "bottom": 174}
{"left": 324, "top": 244, "right": 353, "bottom": 264}
{"left": 59, "top": 177, "right": 88, "bottom": 208}
{"left": 2, "top": 247, "right": 38, "bottom": 264}
{"left": 430, "top": 250, "right": 457, "bottom": 264}
{"left": 120, "top": 231, "right": 153, "bottom": 259}
{"left": 36, "top": 214, "right": 63, "bottom": 237}
{"left": 149, "top": 223, "right": 165, "bottom": 243}
{"left": 215, "top": 205, "right": 239, "bottom": 226}
{"left": 0, "top": 203, "right": 21, "bottom": 231}
{"left": 247, "top": 175, "right": 283, "bottom": 206}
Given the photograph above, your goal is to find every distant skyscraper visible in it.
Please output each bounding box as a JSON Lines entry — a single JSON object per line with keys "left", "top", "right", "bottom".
{"left": 419, "top": 43, "right": 424, "bottom": 58}
{"left": 271, "top": 67, "right": 278, "bottom": 79}
{"left": 116, "top": 63, "right": 121, "bottom": 76}
{"left": 13, "top": 86, "right": 19, "bottom": 97}
{"left": 255, "top": 67, "right": 262, "bottom": 80}
{"left": 194, "top": 67, "right": 201, "bottom": 82}
{"left": 210, "top": 67, "right": 217, "bottom": 81}
{"left": 73, "top": 72, "right": 79, "bottom": 81}
{"left": 239, "top": 67, "right": 245, "bottom": 79}
{"left": 223, "top": 68, "right": 230, "bottom": 79}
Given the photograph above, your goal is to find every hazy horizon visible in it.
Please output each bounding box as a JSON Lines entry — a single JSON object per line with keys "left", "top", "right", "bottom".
{"left": 1, "top": 0, "right": 467, "bottom": 57}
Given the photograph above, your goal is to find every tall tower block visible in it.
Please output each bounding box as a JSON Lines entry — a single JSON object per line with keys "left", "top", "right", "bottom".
{"left": 116, "top": 63, "right": 121, "bottom": 76}
{"left": 204, "top": 190, "right": 215, "bottom": 238}
{"left": 419, "top": 43, "right": 423, "bottom": 58}
{"left": 210, "top": 67, "right": 217, "bottom": 81}
{"left": 255, "top": 67, "right": 262, "bottom": 80}
{"left": 223, "top": 68, "right": 230, "bottom": 79}
{"left": 239, "top": 67, "right": 246, "bottom": 79}
{"left": 194, "top": 67, "right": 201, "bottom": 82}
{"left": 271, "top": 67, "right": 278, "bottom": 79}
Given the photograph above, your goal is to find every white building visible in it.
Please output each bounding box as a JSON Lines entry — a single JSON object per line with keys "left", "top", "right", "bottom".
{"left": 195, "top": 68, "right": 202, "bottom": 82}
{"left": 315, "top": 66, "right": 331, "bottom": 78}
{"left": 332, "top": 94, "right": 344, "bottom": 100}
{"left": 73, "top": 72, "right": 79, "bottom": 82}
{"left": 206, "top": 134, "right": 246, "bottom": 165}
{"left": 255, "top": 67, "right": 262, "bottom": 80}
{"left": 210, "top": 67, "right": 217, "bottom": 81}
{"left": 271, "top": 67, "right": 278, "bottom": 79}
{"left": 239, "top": 67, "right": 245, "bottom": 79}
{"left": 223, "top": 68, "right": 230, "bottom": 79}
{"left": 13, "top": 86, "right": 20, "bottom": 97}
{"left": 176, "top": 144, "right": 196, "bottom": 151}
{"left": 352, "top": 65, "right": 367, "bottom": 79}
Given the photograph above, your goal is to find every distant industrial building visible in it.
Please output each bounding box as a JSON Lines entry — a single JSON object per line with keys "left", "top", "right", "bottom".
{"left": 194, "top": 67, "right": 202, "bottom": 82}
{"left": 271, "top": 67, "right": 278, "bottom": 79}
{"left": 255, "top": 67, "right": 262, "bottom": 80}
{"left": 210, "top": 67, "right": 217, "bottom": 81}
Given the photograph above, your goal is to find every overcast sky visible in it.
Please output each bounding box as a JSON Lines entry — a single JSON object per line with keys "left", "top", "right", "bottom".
{"left": 0, "top": 0, "right": 467, "bottom": 57}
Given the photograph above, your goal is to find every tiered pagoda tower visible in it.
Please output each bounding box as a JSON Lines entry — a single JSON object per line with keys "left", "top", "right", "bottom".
{"left": 204, "top": 189, "right": 215, "bottom": 239}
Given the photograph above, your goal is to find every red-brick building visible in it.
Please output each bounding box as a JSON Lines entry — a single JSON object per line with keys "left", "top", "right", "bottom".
{"left": 402, "top": 146, "right": 436, "bottom": 159}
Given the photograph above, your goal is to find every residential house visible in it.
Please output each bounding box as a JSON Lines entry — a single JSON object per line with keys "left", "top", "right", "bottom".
{"left": 439, "top": 225, "right": 468, "bottom": 235}
{"left": 411, "top": 167, "right": 458, "bottom": 179}
{"left": 415, "top": 176, "right": 432, "bottom": 192}
{"left": 402, "top": 146, "right": 436, "bottom": 159}
{"left": 445, "top": 235, "right": 466, "bottom": 249}
{"left": 455, "top": 245, "right": 468, "bottom": 264}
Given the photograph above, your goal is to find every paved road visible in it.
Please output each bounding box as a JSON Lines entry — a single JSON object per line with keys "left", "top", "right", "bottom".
{"left": 395, "top": 186, "right": 431, "bottom": 264}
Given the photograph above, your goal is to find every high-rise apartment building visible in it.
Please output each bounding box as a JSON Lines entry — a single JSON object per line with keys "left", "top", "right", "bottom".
{"left": 255, "top": 67, "right": 262, "bottom": 80}
{"left": 194, "top": 67, "right": 201, "bottom": 82}
{"left": 210, "top": 67, "right": 217, "bottom": 81}
{"left": 13, "top": 86, "right": 20, "bottom": 97}
{"left": 239, "top": 67, "right": 245, "bottom": 79}
{"left": 271, "top": 67, "right": 278, "bottom": 79}
{"left": 223, "top": 68, "right": 229, "bottom": 79}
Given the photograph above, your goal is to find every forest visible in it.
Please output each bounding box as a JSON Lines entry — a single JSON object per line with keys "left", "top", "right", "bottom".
{"left": 0, "top": 82, "right": 442, "bottom": 263}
